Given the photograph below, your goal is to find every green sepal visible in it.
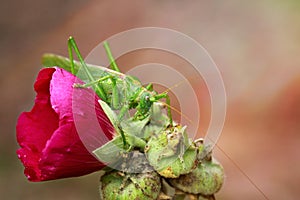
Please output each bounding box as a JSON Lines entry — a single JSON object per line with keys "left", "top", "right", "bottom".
{"left": 92, "top": 133, "right": 147, "bottom": 167}
{"left": 42, "top": 53, "right": 125, "bottom": 82}
{"left": 42, "top": 53, "right": 105, "bottom": 77}
{"left": 149, "top": 102, "right": 170, "bottom": 127}
{"left": 125, "top": 132, "right": 147, "bottom": 150}
{"left": 98, "top": 99, "right": 120, "bottom": 134}
{"left": 142, "top": 102, "right": 170, "bottom": 140}
{"left": 145, "top": 126, "right": 197, "bottom": 178}
{"left": 142, "top": 123, "right": 167, "bottom": 142}
{"left": 42, "top": 53, "right": 80, "bottom": 74}
{"left": 120, "top": 115, "right": 150, "bottom": 138}
{"left": 92, "top": 135, "right": 125, "bottom": 164}
{"left": 118, "top": 102, "right": 170, "bottom": 145}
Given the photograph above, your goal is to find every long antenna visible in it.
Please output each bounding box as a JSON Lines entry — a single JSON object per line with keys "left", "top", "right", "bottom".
{"left": 215, "top": 143, "right": 270, "bottom": 199}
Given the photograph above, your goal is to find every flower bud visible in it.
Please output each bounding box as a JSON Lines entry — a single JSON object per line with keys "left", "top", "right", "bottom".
{"left": 169, "top": 159, "right": 224, "bottom": 195}
{"left": 145, "top": 125, "right": 197, "bottom": 178}
{"left": 99, "top": 171, "right": 161, "bottom": 200}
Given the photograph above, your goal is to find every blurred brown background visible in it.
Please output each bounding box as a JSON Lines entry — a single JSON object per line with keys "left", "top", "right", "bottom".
{"left": 1, "top": 0, "right": 299, "bottom": 199}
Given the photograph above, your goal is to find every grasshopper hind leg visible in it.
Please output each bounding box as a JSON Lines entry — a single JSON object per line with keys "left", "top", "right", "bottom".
{"left": 67, "top": 37, "right": 108, "bottom": 101}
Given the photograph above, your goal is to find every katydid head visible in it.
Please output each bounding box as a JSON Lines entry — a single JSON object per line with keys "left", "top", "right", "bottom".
{"left": 139, "top": 91, "right": 153, "bottom": 110}
{"left": 133, "top": 90, "right": 156, "bottom": 120}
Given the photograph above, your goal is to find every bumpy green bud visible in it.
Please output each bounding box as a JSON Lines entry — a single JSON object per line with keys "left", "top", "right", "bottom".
{"left": 99, "top": 171, "right": 161, "bottom": 200}
{"left": 169, "top": 159, "right": 224, "bottom": 195}
{"left": 145, "top": 125, "right": 197, "bottom": 178}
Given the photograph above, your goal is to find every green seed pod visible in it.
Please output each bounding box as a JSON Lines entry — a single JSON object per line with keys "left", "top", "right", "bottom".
{"left": 145, "top": 125, "right": 197, "bottom": 178}
{"left": 99, "top": 171, "right": 161, "bottom": 200}
{"left": 169, "top": 159, "right": 224, "bottom": 195}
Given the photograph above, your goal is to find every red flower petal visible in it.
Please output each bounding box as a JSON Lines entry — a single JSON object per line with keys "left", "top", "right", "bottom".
{"left": 51, "top": 68, "right": 114, "bottom": 152}
{"left": 16, "top": 67, "right": 114, "bottom": 181}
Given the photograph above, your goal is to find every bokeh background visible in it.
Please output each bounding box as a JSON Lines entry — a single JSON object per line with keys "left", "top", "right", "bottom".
{"left": 1, "top": 0, "right": 299, "bottom": 199}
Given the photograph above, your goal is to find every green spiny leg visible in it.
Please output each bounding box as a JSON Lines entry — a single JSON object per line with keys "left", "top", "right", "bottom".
{"left": 73, "top": 40, "right": 122, "bottom": 110}
{"left": 145, "top": 83, "right": 153, "bottom": 91}
{"left": 103, "top": 41, "right": 121, "bottom": 110}
{"left": 69, "top": 38, "right": 127, "bottom": 146}
{"left": 116, "top": 88, "right": 142, "bottom": 125}
{"left": 145, "top": 83, "right": 172, "bottom": 125}
{"left": 67, "top": 39, "right": 75, "bottom": 74}
{"left": 146, "top": 83, "right": 173, "bottom": 125}
{"left": 68, "top": 37, "right": 107, "bottom": 101}
{"left": 103, "top": 41, "right": 129, "bottom": 146}
{"left": 165, "top": 94, "right": 173, "bottom": 126}
{"left": 103, "top": 41, "right": 120, "bottom": 72}
{"left": 69, "top": 38, "right": 122, "bottom": 112}
{"left": 74, "top": 75, "right": 112, "bottom": 88}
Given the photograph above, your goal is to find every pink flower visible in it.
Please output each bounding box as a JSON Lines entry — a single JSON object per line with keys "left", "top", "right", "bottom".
{"left": 16, "top": 67, "right": 114, "bottom": 181}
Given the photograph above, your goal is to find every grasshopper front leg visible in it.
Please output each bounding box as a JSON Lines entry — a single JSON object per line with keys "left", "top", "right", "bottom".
{"left": 151, "top": 92, "right": 173, "bottom": 126}
{"left": 142, "top": 84, "right": 173, "bottom": 126}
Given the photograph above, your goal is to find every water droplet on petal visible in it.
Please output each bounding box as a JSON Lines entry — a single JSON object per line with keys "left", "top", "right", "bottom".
{"left": 74, "top": 110, "right": 85, "bottom": 117}
{"left": 49, "top": 166, "right": 56, "bottom": 172}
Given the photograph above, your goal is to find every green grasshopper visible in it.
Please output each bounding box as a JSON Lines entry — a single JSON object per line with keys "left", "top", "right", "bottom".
{"left": 42, "top": 37, "right": 173, "bottom": 146}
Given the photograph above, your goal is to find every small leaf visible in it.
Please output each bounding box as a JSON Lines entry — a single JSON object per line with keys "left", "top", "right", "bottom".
{"left": 98, "top": 100, "right": 121, "bottom": 135}
{"left": 92, "top": 135, "right": 124, "bottom": 164}
{"left": 120, "top": 116, "right": 150, "bottom": 138}
{"left": 42, "top": 53, "right": 125, "bottom": 83}
{"left": 142, "top": 102, "right": 170, "bottom": 140}
{"left": 125, "top": 133, "right": 147, "bottom": 150}
{"left": 150, "top": 102, "right": 170, "bottom": 127}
